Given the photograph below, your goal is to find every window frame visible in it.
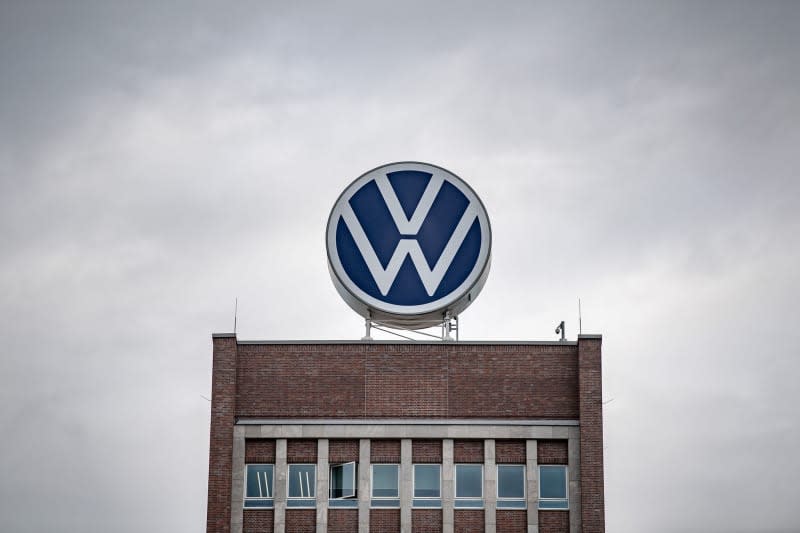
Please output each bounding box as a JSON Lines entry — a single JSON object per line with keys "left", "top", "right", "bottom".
{"left": 496, "top": 464, "right": 527, "bottom": 509}
{"left": 538, "top": 465, "right": 569, "bottom": 510}
{"left": 243, "top": 463, "right": 275, "bottom": 509}
{"left": 329, "top": 461, "right": 357, "bottom": 500}
{"left": 454, "top": 464, "right": 484, "bottom": 508}
{"left": 370, "top": 463, "right": 400, "bottom": 508}
{"left": 412, "top": 463, "right": 442, "bottom": 508}
{"left": 287, "top": 463, "right": 317, "bottom": 507}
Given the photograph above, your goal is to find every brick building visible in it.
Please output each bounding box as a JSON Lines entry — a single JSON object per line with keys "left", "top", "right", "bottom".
{"left": 206, "top": 334, "right": 605, "bottom": 533}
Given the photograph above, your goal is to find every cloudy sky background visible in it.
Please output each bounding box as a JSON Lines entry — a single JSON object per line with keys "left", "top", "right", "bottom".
{"left": 1, "top": 2, "right": 799, "bottom": 532}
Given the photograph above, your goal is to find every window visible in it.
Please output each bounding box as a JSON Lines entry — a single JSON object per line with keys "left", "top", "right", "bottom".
{"left": 288, "top": 464, "right": 316, "bottom": 507}
{"left": 244, "top": 464, "right": 274, "bottom": 508}
{"left": 538, "top": 465, "right": 568, "bottom": 509}
{"left": 329, "top": 462, "right": 358, "bottom": 508}
{"left": 413, "top": 464, "right": 441, "bottom": 508}
{"left": 497, "top": 465, "right": 526, "bottom": 509}
{"left": 371, "top": 464, "right": 400, "bottom": 508}
{"left": 455, "top": 464, "right": 483, "bottom": 508}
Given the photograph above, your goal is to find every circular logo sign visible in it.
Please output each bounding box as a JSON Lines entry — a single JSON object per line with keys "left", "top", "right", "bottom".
{"left": 326, "top": 162, "right": 491, "bottom": 328}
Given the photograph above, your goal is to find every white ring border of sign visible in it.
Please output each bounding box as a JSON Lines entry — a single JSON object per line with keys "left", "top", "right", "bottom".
{"left": 326, "top": 161, "right": 492, "bottom": 322}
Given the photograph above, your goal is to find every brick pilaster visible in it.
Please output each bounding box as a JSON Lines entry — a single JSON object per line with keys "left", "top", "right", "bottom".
{"left": 577, "top": 335, "right": 604, "bottom": 532}
{"left": 207, "top": 334, "right": 238, "bottom": 533}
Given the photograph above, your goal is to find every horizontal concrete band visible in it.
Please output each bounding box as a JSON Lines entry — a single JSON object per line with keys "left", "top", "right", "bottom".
{"left": 237, "top": 418, "right": 579, "bottom": 426}
{"left": 238, "top": 421, "right": 579, "bottom": 440}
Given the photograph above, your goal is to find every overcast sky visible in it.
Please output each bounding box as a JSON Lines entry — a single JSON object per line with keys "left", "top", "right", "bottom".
{"left": 1, "top": 2, "right": 799, "bottom": 532}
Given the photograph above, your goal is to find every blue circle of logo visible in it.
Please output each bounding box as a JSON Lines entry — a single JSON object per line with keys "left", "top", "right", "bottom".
{"left": 327, "top": 162, "right": 491, "bottom": 322}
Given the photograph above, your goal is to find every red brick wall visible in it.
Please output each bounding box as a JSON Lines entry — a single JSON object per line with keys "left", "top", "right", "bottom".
{"left": 234, "top": 344, "right": 579, "bottom": 419}
{"left": 285, "top": 509, "right": 316, "bottom": 532}
{"left": 413, "top": 440, "right": 442, "bottom": 463}
{"left": 371, "top": 440, "right": 401, "bottom": 463}
{"left": 243, "top": 509, "right": 273, "bottom": 533}
{"left": 495, "top": 440, "right": 526, "bottom": 464}
{"left": 578, "top": 336, "right": 605, "bottom": 532}
{"left": 454, "top": 440, "right": 483, "bottom": 463}
{"left": 454, "top": 510, "right": 483, "bottom": 532}
{"left": 245, "top": 439, "right": 275, "bottom": 463}
{"left": 537, "top": 440, "right": 568, "bottom": 464}
{"left": 412, "top": 509, "right": 442, "bottom": 533}
{"left": 539, "top": 510, "right": 569, "bottom": 533}
{"left": 329, "top": 439, "right": 360, "bottom": 463}
{"left": 207, "top": 335, "right": 237, "bottom": 533}
{"left": 447, "top": 346, "right": 578, "bottom": 419}
{"left": 287, "top": 439, "right": 318, "bottom": 463}
{"left": 370, "top": 509, "right": 400, "bottom": 532}
{"left": 496, "top": 510, "right": 526, "bottom": 532}
{"left": 328, "top": 509, "right": 358, "bottom": 532}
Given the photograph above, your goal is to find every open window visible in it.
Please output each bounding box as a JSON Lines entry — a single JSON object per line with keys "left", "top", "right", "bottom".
{"left": 329, "top": 462, "right": 358, "bottom": 507}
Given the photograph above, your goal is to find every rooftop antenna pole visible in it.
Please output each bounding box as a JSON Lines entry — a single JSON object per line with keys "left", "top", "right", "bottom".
{"left": 578, "top": 298, "right": 582, "bottom": 335}
{"left": 233, "top": 297, "right": 238, "bottom": 334}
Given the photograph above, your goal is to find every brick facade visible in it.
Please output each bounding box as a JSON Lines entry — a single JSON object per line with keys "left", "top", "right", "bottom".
{"left": 207, "top": 337, "right": 604, "bottom": 533}
{"left": 537, "top": 440, "right": 568, "bottom": 465}
{"left": 454, "top": 510, "right": 484, "bottom": 532}
{"left": 495, "top": 440, "right": 526, "bottom": 464}
{"left": 370, "top": 439, "right": 401, "bottom": 463}
{"left": 412, "top": 509, "right": 443, "bottom": 533}
{"left": 454, "top": 440, "right": 484, "bottom": 463}
{"left": 369, "top": 509, "right": 400, "bottom": 532}
{"left": 328, "top": 509, "right": 358, "bottom": 533}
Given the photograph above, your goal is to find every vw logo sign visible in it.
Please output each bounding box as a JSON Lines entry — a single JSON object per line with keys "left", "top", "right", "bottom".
{"left": 326, "top": 162, "right": 491, "bottom": 328}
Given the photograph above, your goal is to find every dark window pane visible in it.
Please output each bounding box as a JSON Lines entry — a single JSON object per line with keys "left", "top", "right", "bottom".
{"left": 539, "top": 466, "right": 567, "bottom": 499}
{"left": 372, "top": 465, "right": 399, "bottom": 498}
{"left": 414, "top": 465, "right": 441, "bottom": 498}
{"left": 246, "top": 465, "right": 274, "bottom": 498}
{"left": 455, "top": 465, "right": 482, "bottom": 498}
{"left": 288, "top": 465, "right": 316, "bottom": 498}
{"left": 497, "top": 465, "right": 525, "bottom": 499}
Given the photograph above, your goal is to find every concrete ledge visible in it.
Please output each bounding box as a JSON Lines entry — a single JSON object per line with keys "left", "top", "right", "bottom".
{"left": 235, "top": 339, "right": 577, "bottom": 345}
{"left": 241, "top": 423, "right": 579, "bottom": 440}
{"left": 576, "top": 334, "right": 602, "bottom": 340}
{"left": 237, "top": 419, "right": 579, "bottom": 427}
{"left": 212, "top": 332, "right": 237, "bottom": 338}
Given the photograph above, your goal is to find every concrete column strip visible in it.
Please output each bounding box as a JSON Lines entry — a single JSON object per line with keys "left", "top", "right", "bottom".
{"left": 230, "top": 426, "right": 246, "bottom": 533}
{"left": 568, "top": 434, "right": 582, "bottom": 533}
{"left": 526, "top": 439, "right": 538, "bottom": 533}
{"left": 317, "top": 439, "right": 329, "bottom": 533}
{"left": 359, "top": 439, "right": 370, "bottom": 533}
{"left": 442, "top": 439, "right": 454, "bottom": 533}
{"left": 400, "top": 439, "right": 412, "bottom": 533}
{"left": 274, "top": 439, "right": 287, "bottom": 533}
{"left": 484, "top": 439, "right": 496, "bottom": 533}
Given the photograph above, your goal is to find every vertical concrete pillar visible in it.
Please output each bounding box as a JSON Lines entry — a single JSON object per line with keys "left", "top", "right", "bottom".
{"left": 359, "top": 439, "right": 371, "bottom": 533}
{"left": 207, "top": 333, "right": 238, "bottom": 533}
{"left": 442, "top": 439, "right": 454, "bottom": 533}
{"left": 568, "top": 426, "right": 582, "bottom": 533}
{"left": 400, "top": 439, "right": 413, "bottom": 533}
{"left": 230, "top": 426, "right": 245, "bottom": 533}
{"left": 274, "top": 439, "right": 287, "bottom": 533}
{"left": 578, "top": 335, "right": 605, "bottom": 532}
{"left": 484, "top": 439, "right": 496, "bottom": 533}
{"left": 317, "top": 439, "right": 329, "bottom": 533}
{"left": 526, "top": 440, "right": 538, "bottom": 533}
